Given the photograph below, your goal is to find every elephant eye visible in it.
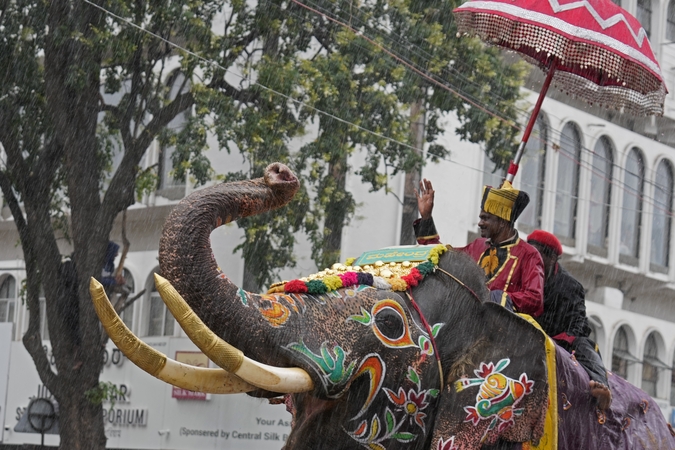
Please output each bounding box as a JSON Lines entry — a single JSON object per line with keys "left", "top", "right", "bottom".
{"left": 374, "top": 307, "right": 405, "bottom": 341}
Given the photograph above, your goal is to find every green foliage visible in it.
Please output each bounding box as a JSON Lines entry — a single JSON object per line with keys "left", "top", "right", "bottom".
{"left": 293, "top": 14, "right": 418, "bottom": 268}
{"left": 370, "top": 0, "right": 527, "bottom": 169}
{"left": 287, "top": 0, "right": 525, "bottom": 268}
{"left": 135, "top": 167, "right": 159, "bottom": 201}
{"left": 85, "top": 381, "right": 123, "bottom": 410}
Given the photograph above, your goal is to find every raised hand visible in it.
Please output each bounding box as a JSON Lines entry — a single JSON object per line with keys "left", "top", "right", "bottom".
{"left": 415, "top": 178, "right": 435, "bottom": 220}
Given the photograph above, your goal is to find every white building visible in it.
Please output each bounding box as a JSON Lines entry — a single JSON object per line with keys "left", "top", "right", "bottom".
{"left": 1, "top": 0, "right": 675, "bottom": 447}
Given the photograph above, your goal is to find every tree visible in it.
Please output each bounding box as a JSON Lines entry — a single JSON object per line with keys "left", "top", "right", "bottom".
{"left": 370, "top": 0, "right": 529, "bottom": 244}
{"left": 288, "top": 0, "right": 527, "bottom": 265}
{"left": 294, "top": 11, "right": 417, "bottom": 269}
{"left": 0, "top": 0, "right": 312, "bottom": 446}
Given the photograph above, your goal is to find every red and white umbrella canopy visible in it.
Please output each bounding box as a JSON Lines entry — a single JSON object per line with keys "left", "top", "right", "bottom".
{"left": 454, "top": 0, "right": 667, "bottom": 116}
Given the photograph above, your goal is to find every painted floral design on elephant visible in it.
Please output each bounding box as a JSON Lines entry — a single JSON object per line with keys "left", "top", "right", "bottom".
{"left": 347, "top": 366, "right": 439, "bottom": 449}
{"left": 241, "top": 292, "right": 307, "bottom": 328}
{"left": 436, "top": 436, "right": 460, "bottom": 450}
{"left": 348, "top": 298, "right": 444, "bottom": 356}
{"left": 454, "top": 358, "right": 534, "bottom": 441}
{"left": 284, "top": 344, "right": 390, "bottom": 418}
{"left": 286, "top": 340, "right": 357, "bottom": 390}
{"left": 384, "top": 366, "right": 439, "bottom": 429}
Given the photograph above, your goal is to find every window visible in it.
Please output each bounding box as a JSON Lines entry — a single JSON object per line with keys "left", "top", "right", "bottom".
{"left": 0, "top": 276, "right": 16, "bottom": 323}
{"left": 620, "top": 148, "right": 644, "bottom": 263}
{"left": 156, "top": 72, "right": 190, "bottom": 201}
{"left": 651, "top": 160, "right": 673, "bottom": 269}
{"left": 641, "top": 334, "right": 659, "bottom": 397}
{"left": 518, "top": 115, "right": 547, "bottom": 229}
{"left": 554, "top": 123, "right": 581, "bottom": 241}
{"left": 612, "top": 327, "right": 633, "bottom": 380}
{"left": 588, "top": 137, "right": 613, "bottom": 253}
{"left": 147, "top": 286, "right": 175, "bottom": 336}
{"left": 669, "top": 1, "right": 675, "bottom": 41}
{"left": 637, "top": 0, "right": 652, "bottom": 38}
{"left": 612, "top": 0, "right": 621, "bottom": 7}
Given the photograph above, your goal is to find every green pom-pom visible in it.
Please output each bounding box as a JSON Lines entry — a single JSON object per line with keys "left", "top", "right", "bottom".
{"left": 306, "top": 279, "right": 328, "bottom": 295}
{"left": 416, "top": 261, "right": 435, "bottom": 276}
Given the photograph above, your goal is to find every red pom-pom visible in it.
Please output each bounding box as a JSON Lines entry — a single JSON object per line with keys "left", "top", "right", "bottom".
{"left": 401, "top": 268, "right": 423, "bottom": 287}
{"left": 284, "top": 279, "right": 308, "bottom": 293}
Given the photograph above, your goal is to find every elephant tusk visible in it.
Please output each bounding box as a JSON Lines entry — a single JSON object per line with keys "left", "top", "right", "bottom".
{"left": 89, "top": 278, "right": 256, "bottom": 394}
{"left": 154, "top": 274, "right": 314, "bottom": 394}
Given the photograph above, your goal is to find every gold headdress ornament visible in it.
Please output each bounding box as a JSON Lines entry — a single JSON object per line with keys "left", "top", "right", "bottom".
{"left": 480, "top": 181, "right": 530, "bottom": 224}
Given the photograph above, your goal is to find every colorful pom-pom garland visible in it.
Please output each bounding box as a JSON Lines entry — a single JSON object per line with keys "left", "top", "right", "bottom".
{"left": 271, "top": 244, "right": 448, "bottom": 294}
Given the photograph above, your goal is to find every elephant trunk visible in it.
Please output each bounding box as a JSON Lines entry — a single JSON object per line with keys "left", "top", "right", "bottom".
{"left": 158, "top": 163, "right": 299, "bottom": 352}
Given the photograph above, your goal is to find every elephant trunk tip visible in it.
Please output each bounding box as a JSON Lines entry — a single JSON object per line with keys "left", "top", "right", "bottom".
{"left": 264, "top": 163, "right": 299, "bottom": 196}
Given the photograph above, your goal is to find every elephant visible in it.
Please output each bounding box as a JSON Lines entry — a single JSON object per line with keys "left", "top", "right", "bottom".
{"left": 90, "top": 163, "right": 675, "bottom": 450}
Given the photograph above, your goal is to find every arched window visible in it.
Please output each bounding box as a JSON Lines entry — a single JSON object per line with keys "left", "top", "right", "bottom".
{"left": 554, "top": 123, "right": 581, "bottom": 241}
{"left": 668, "top": 1, "right": 675, "bottom": 41}
{"left": 641, "top": 333, "right": 659, "bottom": 397}
{"left": 157, "top": 71, "right": 190, "bottom": 200}
{"left": 642, "top": 332, "right": 670, "bottom": 397}
{"left": 620, "top": 148, "right": 645, "bottom": 263}
{"left": 588, "top": 137, "right": 613, "bottom": 254}
{"left": 518, "top": 114, "right": 547, "bottom": 229}
{"left": 0, "top": 275, "right": 16, "bottom": 323}
{"left": 651, "top": 160, "right": 673, "bottom": 269}
{"left": 147, "top": 285, "right": 175, "bottom": 337}
{"left": 637, "top": 0, "right": 652, "bottom": 37}
{"left": 612, "top": 327, "right": 634, "bottom": 380}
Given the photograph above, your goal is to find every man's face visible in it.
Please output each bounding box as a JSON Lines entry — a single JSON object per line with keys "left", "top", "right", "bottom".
{"left": 478, "top": 210, "right": 505, "bottom": 240}
{"left": 529, "top": 242, "right": 556, "bottom": 277}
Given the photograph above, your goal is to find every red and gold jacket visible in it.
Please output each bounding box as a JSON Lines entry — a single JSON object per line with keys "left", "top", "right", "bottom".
{"left": 414, "top": 218, "right": 544, "bottom": 317}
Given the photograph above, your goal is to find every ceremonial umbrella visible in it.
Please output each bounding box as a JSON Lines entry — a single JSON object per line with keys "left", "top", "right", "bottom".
{"left": 453, "top": 0, "right": 667, "bottom": 182}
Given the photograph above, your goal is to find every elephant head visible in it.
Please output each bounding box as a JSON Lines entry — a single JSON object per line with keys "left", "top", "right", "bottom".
{"left": 91, "top": 163, "right": 550, "bottom": 450}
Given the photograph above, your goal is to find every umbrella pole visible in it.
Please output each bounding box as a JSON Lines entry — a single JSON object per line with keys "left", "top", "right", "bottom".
{"left": 505, "top": 62, "right": 557, "bottom": 184}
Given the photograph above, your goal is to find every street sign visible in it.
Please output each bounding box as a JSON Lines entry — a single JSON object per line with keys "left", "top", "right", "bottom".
{"left": 14, "top": 398, "right": 59, "bottom": 434}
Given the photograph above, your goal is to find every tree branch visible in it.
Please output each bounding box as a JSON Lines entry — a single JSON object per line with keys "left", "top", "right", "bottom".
{"left": 0, "top": 171, "right": 27, "bottom": 234}
{"left": 0, "top": 167, "right": 57, "bottom": 387}
{"left": 0, "top": 105, "right": 30, "bottom": 192}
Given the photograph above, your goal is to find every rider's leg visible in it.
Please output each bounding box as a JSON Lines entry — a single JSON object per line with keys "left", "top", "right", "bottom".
{"left": 566, "top": 337, "right": 612, "bottom": 409}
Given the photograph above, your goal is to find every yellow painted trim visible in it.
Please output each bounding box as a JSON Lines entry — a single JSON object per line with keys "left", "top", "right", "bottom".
{"left": 518, "top": 314, "right": 558, "bottom": 450}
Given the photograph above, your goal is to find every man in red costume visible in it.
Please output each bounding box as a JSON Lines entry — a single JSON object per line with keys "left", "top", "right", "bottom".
{"left": 414, "top": 179, "right": 544, "bottom": 317}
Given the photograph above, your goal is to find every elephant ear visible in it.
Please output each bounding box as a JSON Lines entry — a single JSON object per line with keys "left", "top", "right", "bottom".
{"left": 431, "top": 304, "right": 549, "bottom": 449}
